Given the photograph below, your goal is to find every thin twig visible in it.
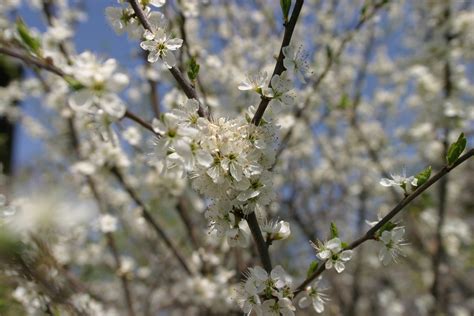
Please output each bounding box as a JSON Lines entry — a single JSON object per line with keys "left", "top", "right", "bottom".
{"left": 111, "top": 167, "right": 194, "bottom": 276}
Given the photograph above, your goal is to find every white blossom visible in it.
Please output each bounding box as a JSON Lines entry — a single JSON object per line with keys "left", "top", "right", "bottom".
{"left": 238, "top": 71, "right": 268, "bottom": 92}
{"left": 380, "top": 169, "right": 418, "bottom": 191}
{"left": 283, "top": 44, "right": 310, "bottom": 83}
{"left": 140, "top": 16, "right": 183, "bottom": 68}
{"left": 297, "top": 277, "right": 329, "bottom": 313}
{"left": 311, "top": 237, "right": 353, "bottom": 273}
{"left": 99, "top": 214, "right": 118, "bottom": 233}
{"left": 379, "top": 227, "right": 407, "bottom": 265}
{"left": 262, "top": 220, "right": 291, "bottom": 241}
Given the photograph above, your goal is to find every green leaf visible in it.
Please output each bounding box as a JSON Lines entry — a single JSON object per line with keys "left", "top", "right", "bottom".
{"left": 341, "top": 242, "right": 349, "bottom": 248}
{"left": 16, "top": 18, "right": 41, "bottom": 56}
{"left": 338, "top": 93, "right": 351, "bottom": 109}
{"left": 330, "top": 222, "right": 339, "bottom": 239}
{"left": 446, "top": 133, "right": 467, "bottom": 166}
{"left": 187, "top": 57, "right": 200, "bottom": 81}
{"left": 415, "top": 166, "right": 431, "bottom": 187}
{"left": 306, "top": 260, "right": 319, "bottom": 277}
{"left": 280, "top": 0, "right": 292, "bottom": 23}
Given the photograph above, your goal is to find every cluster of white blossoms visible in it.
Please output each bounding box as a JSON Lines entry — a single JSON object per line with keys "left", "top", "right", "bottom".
{"left": 149, "top": 99, "right": 278, "bottom": 246}
{"left": 107, "top": 1, "right": 182, "bottom": 68}
{"left": 66, "top": 51, "right": 129, "bottom": 131}
{"left": 106, "top": 0, "right": 166, "bottom": 39}
{"left": 238, "top": 71, "right": 296, "bottom": 111}
{"left": 237, "top": 265, "right": 296, "bottom": 316}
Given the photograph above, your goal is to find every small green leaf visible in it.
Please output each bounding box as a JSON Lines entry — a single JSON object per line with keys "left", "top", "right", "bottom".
{"left": 446, "top": 133, "right": 467, "bottom": 166}
{"left": 330, "top": 222, "right": 339, "bottom": 239}
{"left": 339, "top": 93, "right": 351, "bottom": 109}
{"left": 280, "top": 0, "right": 292, "bottom": 23}
{"left": 341, "top": 242, "right": 349, "bottom": 248}
{"left": 187, "top": 57, "right": 200, "bottom": 81}
{"left": 16, "top": 18, "right": 41, "bottom": 56}
{"left": 415, "top": 166, "right": 431, "bottom": 187}
{"left": 306, "top": 260, "right": 319, "bottom": 277}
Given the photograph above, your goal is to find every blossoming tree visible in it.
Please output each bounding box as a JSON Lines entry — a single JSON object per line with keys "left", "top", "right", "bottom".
{"left": 0, "top": 0, "right": 473, "bottom": 315}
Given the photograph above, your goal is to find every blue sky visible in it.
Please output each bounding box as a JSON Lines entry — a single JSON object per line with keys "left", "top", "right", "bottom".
{"left": 13, "top": 1, "right": 141, "bottom": 168}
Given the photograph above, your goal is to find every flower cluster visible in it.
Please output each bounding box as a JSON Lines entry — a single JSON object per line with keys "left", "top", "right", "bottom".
{"left": 66, "top": 51, "right": 129, "bottom": 128}
{"left": 106, "top": 0, "right": 165, "bottom": 39}
{"left": 238, "top": 70, "right": 295, "bottom": 112}
{"left": 149, "top": 99, "right": 277, "bottom": 246}
{"left": 237, "top": 265, "right": 295, "bottom": 316}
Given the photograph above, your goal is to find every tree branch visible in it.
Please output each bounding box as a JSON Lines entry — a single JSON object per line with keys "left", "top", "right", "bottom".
{"left": 294, "top": 148, "right": 474, "bottom": 294}
{"left": 111, "top": 167, "right": 194, "bottom": 276}
{"left": 251, "top": 0, "right": 304, "bottom": 125}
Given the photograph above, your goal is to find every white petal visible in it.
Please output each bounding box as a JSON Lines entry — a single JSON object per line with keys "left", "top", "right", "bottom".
{"left": 147, "top": 51, "right": 160, "bottom": 63}
{"left": 312, "top": 297, "right": 325, "bottom": 313}
{"left": 326, "top": 238, "right": 341, "bottom": 252}
{"left": 166, "top": 38, "right": 183, "bottom": 50}
{"left": 340, "top": 250, "right": 353, "bottom": 261}
{"left": 99, "top": 93, "right": 126, "bottom": 118}
{"left": 379, "top": 178, "right": 393, "bottom": 186}
{"left": 162, "top": 51, "right": 176, "bottom": 68}
{"left": 298, "top": 295, "right": 311, "bottom": 308}
{"left": 252, "top": 266, "right": 268, "bottom": 281}
{"left": 152, "top": 118, "right": 167, "bottom": 134}
{"left": 69, "top": 89, "right": 94, "bottom": 112}
{"left": 324, "top": 260, "right": 333, "bottom": 270}
{"left": 334, "top": 261, "right": 345, "bottom": 273}
{"left": 140, "top": 39, "right": 156, "bottom": 50}
{"left": 317, "top": 249, "right": 331, "bottom": 260}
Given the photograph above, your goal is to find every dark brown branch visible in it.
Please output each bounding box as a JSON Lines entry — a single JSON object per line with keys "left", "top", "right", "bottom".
{"left": 0, "top": 45, "right": 65, "bottom": 76}
{"left": 246, "top": 212, "right": 272, "bottom": 272}
{"left": 123, "top": 110, "right": 157, "bottom": 134}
